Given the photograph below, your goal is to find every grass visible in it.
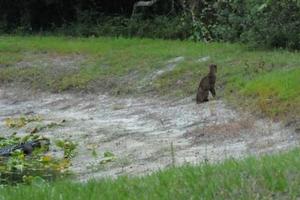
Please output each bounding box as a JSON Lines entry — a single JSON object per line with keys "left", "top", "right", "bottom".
{"left": 0, "top": 36, "right": 300, "bottom": 198}
{"left": 1, "top": 36, "right": 299, "bottom": 119}
{"left": 1, "top": 36, "right": 300, "bottom": 115}
{"left": 1, "top": 149, "right": 300, "bottom": 199}
{"left": 241, "top": 68, "right": 300, "bottom": 118}
{"left": 1, "top": 36, "right": 299, "bottom": 120}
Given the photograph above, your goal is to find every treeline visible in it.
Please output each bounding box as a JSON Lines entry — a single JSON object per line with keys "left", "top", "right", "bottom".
{"left": 1, "top": 0, "right": 300, "bottom": 50}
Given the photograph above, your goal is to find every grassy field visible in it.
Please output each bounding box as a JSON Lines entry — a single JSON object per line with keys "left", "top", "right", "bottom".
{"left": 1, "top": 149, "right": 300, "bottom": 199}
{"left": 0, "top": 36, "right": 300, "bottom": 198}
{"left": 0, "top": 36, "right": 299, "bottom": 120}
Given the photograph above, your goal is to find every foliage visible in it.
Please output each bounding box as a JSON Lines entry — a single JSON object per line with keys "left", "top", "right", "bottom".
{"left": 100, "top": 151, "right": 117, "bottom": 164}
{"left": 2, "top": 148, "right": 300, "bottom": 199}
{"left": 0, "top": 134, "right": 71, "bottom": 185}
{"left": 242, "top": 0, "right": 300, "bottom": 50}
{"left": 1, "top": 0, "right": 300, "bottom": 49}
{"left": 55, "top": 15, "right": 192, "bottom": 40}
{"left": 4, "top": 115, "right": 42, "bottom": 129}
{"left": 55, "top": 140, "right": 77, "bottom": 159}
{"left": 0, "top": 114, "right": 75, "bottom": 185}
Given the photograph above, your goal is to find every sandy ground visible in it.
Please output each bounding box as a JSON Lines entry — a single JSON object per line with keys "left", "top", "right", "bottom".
{"left": 0, "top": 54, "right": 298, "bottom": 181}
{"left": 0, "top": 88, "right": 298, "bottom": 181}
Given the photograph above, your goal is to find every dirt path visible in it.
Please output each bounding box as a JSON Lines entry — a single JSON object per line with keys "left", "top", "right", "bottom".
{"left": 0, "top": 88, "right": 298, "bottom": 181}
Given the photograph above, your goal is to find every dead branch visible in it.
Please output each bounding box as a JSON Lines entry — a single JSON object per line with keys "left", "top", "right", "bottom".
{"left": 131, "top": 0, "right": 160, "bottom": 17}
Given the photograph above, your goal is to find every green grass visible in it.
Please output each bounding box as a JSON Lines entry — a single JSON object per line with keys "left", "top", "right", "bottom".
{"left": 2, "top": 149, "right": 300, "bottom": 199}
{"left": 1, "top": 36, "right": 300, "bottom": 199}
{"left": 241, "top": 68, "right": 300, "bottom": 118}
{"left": 0, "top": 36, "right": 299, "bottom": 118}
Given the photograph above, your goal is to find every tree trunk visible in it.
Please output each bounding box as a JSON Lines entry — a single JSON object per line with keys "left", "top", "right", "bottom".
{"left": 131, "top": 0, "right": 160, "bottom": 17}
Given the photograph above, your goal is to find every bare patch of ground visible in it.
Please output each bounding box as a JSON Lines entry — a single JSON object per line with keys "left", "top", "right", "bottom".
{"left": 14, "top": 52, "right": 86, "bottom": 69}
{"left": 0, "top": 87, "right": 298, "bottom": 181}
{"left": 138, "top": 56, "right": 185, "bottom": 88}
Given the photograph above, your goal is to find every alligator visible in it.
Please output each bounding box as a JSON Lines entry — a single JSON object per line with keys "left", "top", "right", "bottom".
{"left": 0, "top": 139, "right": 50, "bottom": 157}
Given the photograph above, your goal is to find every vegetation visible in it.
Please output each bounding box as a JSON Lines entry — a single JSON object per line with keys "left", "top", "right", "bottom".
{"left": 241, "top": 68, "right": 300, "bottom": 118}
{"left": 1, "top": 0, "right": 299, "bottom": 50}
{"left": 0, "top": 36, "right": 299, "bottom": 121}
{"left": 0, "top": 134, "right": 71, "bottom": 185}
{"left": 1, "top": 148, "right": 300, "bottom": 199}
{"left": 0, "top": 115, "right": 75, "bottom": 185}
{"left": 0, "top": 0, "right": 299, "bottom": 197}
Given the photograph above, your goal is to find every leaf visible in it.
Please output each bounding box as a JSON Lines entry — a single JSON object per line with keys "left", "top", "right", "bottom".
{"left": 104, "top": 151, "right": 115, "bottom": 158}
{"left": 99, "top": 157, "right": 116, "bottom": 164}
{"left": 0, "top": 132, "right": 73, "bottom": 184}
{"left": 257, "top": 3, "right": 267, "bottom": 12}
{"left": 41, "top": 155, "right": 53, "bottom": 163}
{"left": 92, "top": 149, "right": 98, "bottom": 158}
{"left": 4, "top": 115, "right": 42, "bottom": 129}
{"left": 100, "top": 151, "right": 117, "bottom": 164}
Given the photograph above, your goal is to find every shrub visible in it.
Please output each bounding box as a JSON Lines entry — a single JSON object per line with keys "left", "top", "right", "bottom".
{"left": 212, "top": 0, "right": 300, "bottom": 49}
{"left": 242, "top": 0, "right": 300, "bottom": 50}
{"left": 1, "top": 0, "right": 300, "bottom": 50}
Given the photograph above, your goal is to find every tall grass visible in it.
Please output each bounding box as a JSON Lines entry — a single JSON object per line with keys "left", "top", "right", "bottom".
{"left": 1, "top": 149, "right": 300, "bottom": 199}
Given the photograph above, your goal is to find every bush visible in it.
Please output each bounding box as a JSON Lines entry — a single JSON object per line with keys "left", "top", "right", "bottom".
{"left": 212, "top": 0, "right": 300, "bottom": 49}
{"left": 242, "top": 0, "right": 300, "bottom": 50}
{"left": 1, "top": 0, "right": 300, "bottom": 50}
{"left": 212, "top": 0, "right": 252, "bottom": 42}
{"left": 55, "top": 15, "right": 192, "bottom": 40}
